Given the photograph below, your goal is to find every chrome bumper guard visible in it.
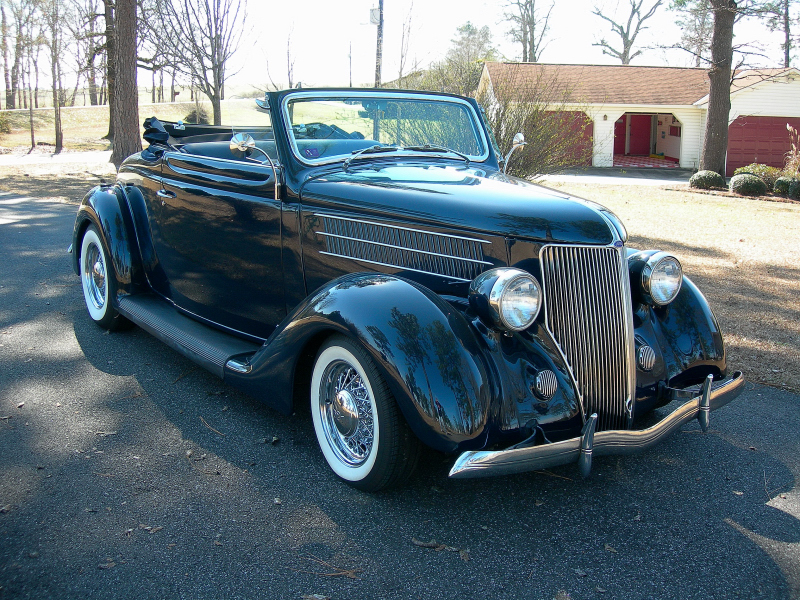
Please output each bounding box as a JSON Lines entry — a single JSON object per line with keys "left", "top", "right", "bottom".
{"left": 448, "top": 371, "right": 745, "bottom": 479}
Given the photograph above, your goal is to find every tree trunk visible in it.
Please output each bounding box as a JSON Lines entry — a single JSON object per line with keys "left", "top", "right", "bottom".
{"left": 50, "top": 31, "right": 63, "bottom": 154}
{"left": 110, "top": 0, "right": 141, "bottom": 169}
{"left": 700, "top": 0, "right": 736, "bottom": 176}
{"left": 103, "top": 0, "right": 116, "bottom": 140}
{"left": 88, "top": 57, "right": 98, "bottom": 105}
{"left": 374, "top": 0, "right": 383, "bottom": 87}
{"left": 1, "top": 6, "right": 11, "bottom": 110}
{"left": 27, "top": 53, "right": 35, "bottom": 152}
{"left": 10, "top": 20, "right": 22, "bottom": 109}
{"left": 782, "top": 0, "right": 790, "bottom": 68}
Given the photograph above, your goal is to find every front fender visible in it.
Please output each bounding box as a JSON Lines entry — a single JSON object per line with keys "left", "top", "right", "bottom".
{"left": 72, "top": 185, "right": 143, "bottom": 297}
{"left": 225, "top": 273, "right": 496, "bottom": 453}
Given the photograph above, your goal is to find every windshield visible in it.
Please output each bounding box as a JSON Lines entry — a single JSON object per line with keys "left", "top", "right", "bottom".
{"left": 283, "top": 93, "right": 489, "bottom": 164}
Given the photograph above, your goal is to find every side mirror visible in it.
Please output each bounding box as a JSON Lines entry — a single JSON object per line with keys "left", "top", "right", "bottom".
{"left": 503, "top": 132, "right": 527, "bottom": 175}
{"left": 230, "top": 132, "right": 257, "bottom": 154}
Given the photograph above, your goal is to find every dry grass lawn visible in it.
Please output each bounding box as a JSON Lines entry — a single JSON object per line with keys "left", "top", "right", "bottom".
{"left": 1, "top": 157, "right": 797, "bottom": 393}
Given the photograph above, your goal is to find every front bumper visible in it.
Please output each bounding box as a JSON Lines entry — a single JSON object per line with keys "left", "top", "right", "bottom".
{"left": 449, "top": 371, "right": 745, "bottom": 479}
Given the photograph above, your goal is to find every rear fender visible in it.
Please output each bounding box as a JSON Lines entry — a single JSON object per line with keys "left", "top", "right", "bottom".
{"left": 72, "top": 185, "right": 143, "bottom": 297}
{"left": 225, "top": 273, "right": 496, "bottom": 453}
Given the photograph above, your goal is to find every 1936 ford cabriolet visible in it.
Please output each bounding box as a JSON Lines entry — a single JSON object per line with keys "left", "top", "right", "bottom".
{"left": 71, "top": 88, "right": 743, "bottom": 491}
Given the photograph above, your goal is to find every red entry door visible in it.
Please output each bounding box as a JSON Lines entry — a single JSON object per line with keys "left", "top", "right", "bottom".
{"left": 628, "top": 114, "right": 652, "bottom": 155}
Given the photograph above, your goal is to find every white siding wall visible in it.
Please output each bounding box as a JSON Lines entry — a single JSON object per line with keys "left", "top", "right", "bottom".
{"left": 671, "top": 108, "right": 703, "bottom": 169}
{"left": 729, "top": 78, "right": 800, "bottom": 121}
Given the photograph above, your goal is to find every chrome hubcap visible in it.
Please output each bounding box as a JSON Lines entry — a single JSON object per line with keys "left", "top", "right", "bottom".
{"left": 319, "top": 360, "right": 374, "bottom": 467}
{"left": 83, "top": 243, "right": 106, "bottom": 310}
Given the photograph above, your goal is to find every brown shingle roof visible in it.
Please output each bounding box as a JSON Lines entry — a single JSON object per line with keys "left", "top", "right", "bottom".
{"left": 484, "top": 62, "right": 711, "bottom": 106}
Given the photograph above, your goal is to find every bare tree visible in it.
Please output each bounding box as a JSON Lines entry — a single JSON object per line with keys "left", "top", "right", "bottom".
{"left": 374, "top": 0, "right": 383, "bottom": 87}
{"left": 670, "top": 0, "right": 714, "bottom": 65}
{"left": 761, "top": 0, "right": 797, "bottom": 66}
{"left": 68, "top": 0, "right": 106, "bottom": 106}
{"left": 397, "top": 2, "right": 414, "bottom": 87}
{"left": 41, "top": 0, "right": 64, "bottom": 152}
{"left": 110, "top": 0, "right": 140, "bottom": 167}
{"left": 102, "top": 0, "right": 114, "bottom": 137}
{"left": 478, "top": 65, "right": 593, "bottom": 177}
{"left": 700, "top": 0, "right": 737, "bottom": 176}
{"left": 592, "top": 0, "right": 663, "bottom": 64}
{"left": 503, "top": 0, "right": 555, "bottom": 62}
{"left": 156, "top": 0, "right": 247, "bottom": 125}
{"left": 414, "top": 22, "right": 497, "bottom": 96}
{"left": 2, "top": 3, "right": 11, "bottom": 109}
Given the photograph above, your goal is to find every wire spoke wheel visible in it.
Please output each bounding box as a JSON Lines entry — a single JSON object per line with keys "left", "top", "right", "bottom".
{"left": 311, "top": 335, "right": 421, "bottom": 491}
{"left": 79, "top": 225, "right": 127, "bottom": 330}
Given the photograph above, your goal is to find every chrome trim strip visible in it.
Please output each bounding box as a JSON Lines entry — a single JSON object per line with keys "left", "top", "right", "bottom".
{"left": 318, "top": 252, "right": 473, "bottom": 282}
{"left": 314, "top": 214, "right": 491, "bottom": 244}
{"left": 448, "top": 371, "right": 745, "bottom": 479}
{"left": 318, "top": 213, "right": 490, "bottom": 282}
{"left": 318, "top": 232, "right": 493, "bottom": 265}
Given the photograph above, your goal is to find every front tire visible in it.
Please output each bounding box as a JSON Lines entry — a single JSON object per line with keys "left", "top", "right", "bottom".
{"left": 311, "top": 335, "right": 420, "bottom": 491}
{"left": 80, "top": 225, "right": 127, "bottom": 330}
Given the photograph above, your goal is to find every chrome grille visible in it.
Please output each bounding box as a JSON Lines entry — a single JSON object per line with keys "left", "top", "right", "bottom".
{"left": 318, "top": 214, "right": 491, "bottom": 282}
{"left": 540, "top": 244, "right": 634, "bottom": 431}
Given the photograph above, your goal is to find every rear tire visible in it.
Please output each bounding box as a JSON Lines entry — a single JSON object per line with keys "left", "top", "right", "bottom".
{"left": 311, "top": 335, "right": 421, "bottom": 491}
{"left": 80, "top": 225, "right": 127, "bottom": 330}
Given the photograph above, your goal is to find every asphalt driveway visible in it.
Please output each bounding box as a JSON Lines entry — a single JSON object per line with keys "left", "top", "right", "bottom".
{"left": 1, "top": 193, "right": 798, "bottom": 600}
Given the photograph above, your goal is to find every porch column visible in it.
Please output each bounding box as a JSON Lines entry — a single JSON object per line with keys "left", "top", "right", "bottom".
{"left": 590, "top": 109, "right": 625, "bottom": 167}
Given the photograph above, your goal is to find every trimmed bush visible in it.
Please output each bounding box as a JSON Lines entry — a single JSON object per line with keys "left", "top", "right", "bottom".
{"left": 789, "top": 179, "right": 800, "bottom": 200}
{"left": 183, "top": 107, "right": 210, "bottom": 124}
{"left": 774, "top": 177, "right": 793, "bottom": 196}
{"left": 729, "top": 173, "right": 768, "bottom": 196}
{"left": 689, "top": 170, "right": 726, "bottom": 189}
{"left": 733, "top": 163, "right": 782, "bottom": 188}
{"left": 0, "top": 112, "right": 10, "bottom": 135}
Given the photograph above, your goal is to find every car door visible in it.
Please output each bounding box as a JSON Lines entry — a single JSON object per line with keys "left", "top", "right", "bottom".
{"left": 155, "top": 150, "right": 284, "bottom": 340}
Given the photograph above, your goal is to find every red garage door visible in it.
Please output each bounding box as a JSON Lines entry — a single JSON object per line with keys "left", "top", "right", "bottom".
{"left": 727, "top": 116, "right": 800, "bottom": 176}
{"left": 548, "top": 111, "right": 593, "bottom": 167}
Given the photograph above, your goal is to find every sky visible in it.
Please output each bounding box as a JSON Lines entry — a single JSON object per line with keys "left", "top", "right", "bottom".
{"left": 219, "top": 0, "right": 790, "bottom": 94}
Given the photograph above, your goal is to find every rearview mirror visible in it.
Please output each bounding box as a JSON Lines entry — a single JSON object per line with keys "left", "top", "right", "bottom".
{"left": 503, "top": 132, "right": 527, "bottom": 175}
{"left": 230, "top": 132, "right": 256, "bottom": 154}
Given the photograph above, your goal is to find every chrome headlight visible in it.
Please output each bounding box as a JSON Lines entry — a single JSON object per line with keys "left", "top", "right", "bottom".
{"left": 641, "top": 252, "right": 682, "bottom": 306}
{"left": 469, "top": 268, "right": 542, "bottom": 331}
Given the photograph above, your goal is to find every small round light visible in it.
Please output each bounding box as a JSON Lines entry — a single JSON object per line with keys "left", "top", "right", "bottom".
{"left": 642, "top": 253, "right": 682, "bottom": 306}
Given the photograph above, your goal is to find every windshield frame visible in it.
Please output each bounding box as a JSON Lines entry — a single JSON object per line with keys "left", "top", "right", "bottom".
{"left": 279, "top": 90, "right": 491, "bottom": 167}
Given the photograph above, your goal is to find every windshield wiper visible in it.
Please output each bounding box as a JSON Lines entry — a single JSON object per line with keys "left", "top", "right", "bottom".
{"left": 403, "top": 144, "right": 470, "bottom": 166}
{"left": 343, "top": 144, "right": 402, "bottom": 170}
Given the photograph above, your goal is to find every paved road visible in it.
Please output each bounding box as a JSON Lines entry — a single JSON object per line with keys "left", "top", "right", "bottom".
{"left": 1, "top": 193, "right": 798, "bottom": 600}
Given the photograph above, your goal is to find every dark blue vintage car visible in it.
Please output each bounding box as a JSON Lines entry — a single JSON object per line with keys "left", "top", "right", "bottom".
{"left": 71, "top": 88, "right": 743, "bottom": 491}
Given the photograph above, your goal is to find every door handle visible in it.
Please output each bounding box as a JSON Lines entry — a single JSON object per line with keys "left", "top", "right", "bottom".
{"left": 157, "top": 189, "right": 176, "bottom": 205}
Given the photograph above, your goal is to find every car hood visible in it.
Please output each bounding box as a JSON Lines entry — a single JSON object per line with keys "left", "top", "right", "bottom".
{"left": 300, "top": 163, "right": 619, "bottom": 245}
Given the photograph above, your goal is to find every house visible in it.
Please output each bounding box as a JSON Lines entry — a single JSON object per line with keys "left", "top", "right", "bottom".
{"left": 479, "top": 62, "right": 800, "bottom": 175}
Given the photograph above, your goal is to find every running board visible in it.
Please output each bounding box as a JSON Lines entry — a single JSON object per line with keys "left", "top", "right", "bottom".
{"left": 117, "top": 294, "right": 262, "bottom": 379}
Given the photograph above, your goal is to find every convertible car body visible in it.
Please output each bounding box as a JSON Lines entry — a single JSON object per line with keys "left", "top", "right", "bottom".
{"left": 71, "top": 88, "right": 743, "bottom": 490}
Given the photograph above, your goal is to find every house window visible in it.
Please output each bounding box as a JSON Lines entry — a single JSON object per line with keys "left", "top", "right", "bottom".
{"left": 669, "top": 125, "right": 681, "bottom": 137}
